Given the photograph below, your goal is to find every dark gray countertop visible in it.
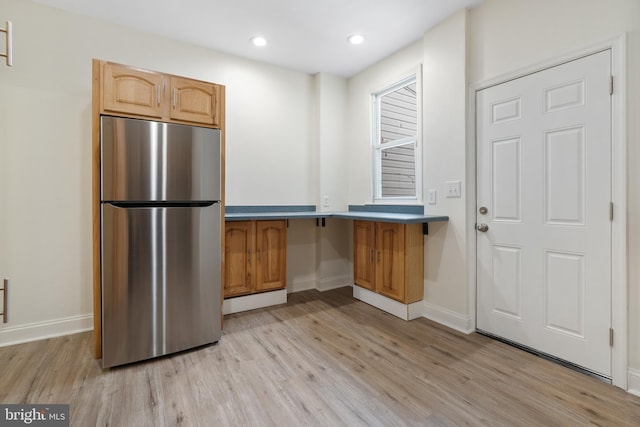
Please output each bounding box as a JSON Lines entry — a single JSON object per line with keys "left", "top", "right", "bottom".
{"left": 225, "top": 205, "right": 449, "bottom": 224}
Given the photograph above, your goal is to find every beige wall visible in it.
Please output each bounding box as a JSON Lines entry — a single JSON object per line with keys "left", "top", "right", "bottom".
{"left": 422, "top": 11, "right": 470, "bottom": 326}
{"left": 0, "top": 0, "right": 318, "bottom": 343}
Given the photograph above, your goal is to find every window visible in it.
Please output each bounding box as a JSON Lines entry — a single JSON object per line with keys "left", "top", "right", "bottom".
{"left": 372, "top": 73, "right": 420, "bottom": 201}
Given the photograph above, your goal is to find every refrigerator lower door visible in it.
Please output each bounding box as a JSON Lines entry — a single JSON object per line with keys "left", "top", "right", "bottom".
{"left": 101, "top": 203, "right": 221, "bottom": 368}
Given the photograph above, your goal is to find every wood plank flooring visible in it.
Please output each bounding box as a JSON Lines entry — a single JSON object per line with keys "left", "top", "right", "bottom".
{"left": 1, "top": 287, "right": 639, "bottom": 426}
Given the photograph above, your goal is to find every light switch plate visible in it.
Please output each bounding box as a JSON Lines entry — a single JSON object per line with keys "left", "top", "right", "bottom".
{"left": 445, "top": 181, "right": 461, "bottom": 198}
{"left": 428, "top": 190, "right": 437, "bottom": 205}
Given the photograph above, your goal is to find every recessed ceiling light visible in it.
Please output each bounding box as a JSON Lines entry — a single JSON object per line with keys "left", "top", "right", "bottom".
{"left": 347, "top": 34, "right": 365, "bottom": 45}
{"left": 250, "top": 36, "right": 267, "bottom": 47}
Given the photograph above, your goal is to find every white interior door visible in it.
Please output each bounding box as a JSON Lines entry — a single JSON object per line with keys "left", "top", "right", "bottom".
{"left": 476, "top": 50, "right": 612, "bottom": 377}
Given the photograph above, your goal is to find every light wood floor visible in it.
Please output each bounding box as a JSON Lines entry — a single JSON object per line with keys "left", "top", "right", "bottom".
{"left": 1, "top": 287, "right": 639, "bottom": 426}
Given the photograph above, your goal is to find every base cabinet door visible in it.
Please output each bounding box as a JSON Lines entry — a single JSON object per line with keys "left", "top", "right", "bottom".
{"left": 353, "top": 221, "right": 375, "bottom": 291}
{"left": 375, "top": 222, "right": 406, "bottom": 301}
{"left": 255, "top": 220, "right": 287, "bottom": 292}
{"left": 353, "top": 220, "right": 424, "bottom": 304}
{"left": 224, "top": 221, "right": 255, "bottom": 297}
{"left": 224, "top": 220, "right": 287, "bottom": 298}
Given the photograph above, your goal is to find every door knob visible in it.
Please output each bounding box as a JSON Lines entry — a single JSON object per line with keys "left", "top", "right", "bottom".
{"left": 476, "top": 223, "right": 489, "bottom": 232}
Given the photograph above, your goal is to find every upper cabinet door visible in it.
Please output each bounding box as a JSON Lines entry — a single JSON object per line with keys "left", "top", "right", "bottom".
{"left": 102, "top": 63, "right": 164, "bottom": 118}
{"left": 170, "top": 76, "right": 220, "bottom": 126}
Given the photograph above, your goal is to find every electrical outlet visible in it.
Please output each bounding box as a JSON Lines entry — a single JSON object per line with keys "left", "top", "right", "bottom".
{"left": 428, "top": 190, "right": 437, "bottom": 205}
{"left": 323, "top": 196, "right": 329, "bottom": 207}
{"left": 445, "top": 181, "right": 461, "bottom": 198}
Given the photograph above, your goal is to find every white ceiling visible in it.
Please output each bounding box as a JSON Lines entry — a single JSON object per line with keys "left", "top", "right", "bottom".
{"left": 32, "top": 0, "right": 483, "bottom": 77}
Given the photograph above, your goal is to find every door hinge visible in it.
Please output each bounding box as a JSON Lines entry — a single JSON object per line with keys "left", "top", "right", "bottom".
{"left": 609, "top": 202, "right": 614, "bottom": 221}
{"left": 610, "top": 76, "right": 614, "bottom": 95}
{"left": 610, "top": 328, "right": 614, "bottom": 347}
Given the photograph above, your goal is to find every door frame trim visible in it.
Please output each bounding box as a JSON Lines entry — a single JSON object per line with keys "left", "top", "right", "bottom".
{"left": 466, "top": 34, "right": 628, "bottom": 389}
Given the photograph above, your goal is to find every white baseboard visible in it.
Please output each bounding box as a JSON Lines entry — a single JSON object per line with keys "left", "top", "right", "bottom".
{"left": 317, "top": 275, "right": 351, "bottom": 292}
{"left": 628, "top": 368, "right": 640, "bottom": 396}
{"left": 289, "top": 276, "right": 351, "bottom": 294}
{"left": 0, "top": 314, "right": 93, "bottom": 348}
{"left": 223, "top": 290, "right": 287, "bottom": 315}
{"left": 352, "top": 286, "right": 423, "bottom": 321}
{"left": 423, "top": 301, "right": 473, "bottom": 334}
{"left": 288, "top": 279, "right": 317, "bottom": 294}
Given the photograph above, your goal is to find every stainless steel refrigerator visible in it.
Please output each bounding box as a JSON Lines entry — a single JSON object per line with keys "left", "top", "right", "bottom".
{"left": 100, "top": 115, "right": 222, "bottom": 368}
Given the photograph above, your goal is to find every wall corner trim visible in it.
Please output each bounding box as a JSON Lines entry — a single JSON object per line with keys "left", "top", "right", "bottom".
{"left": 627, "top": 368, "right": 640, "bottom": 396}
{"left": 423, "top": 301, "right": 473, "bottom": 334}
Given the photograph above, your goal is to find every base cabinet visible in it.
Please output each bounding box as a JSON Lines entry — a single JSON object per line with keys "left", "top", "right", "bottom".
{"left": 353, "top": 220, "right": 424, "bottom": 304}
{"left": 224, "top": 220, "right": 287, "bottom": 298}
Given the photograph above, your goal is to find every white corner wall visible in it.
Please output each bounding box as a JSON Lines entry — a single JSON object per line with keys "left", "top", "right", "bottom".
{"left": 422, "top": 11, "right": 471, "bottom": 331}
{"left": 315, "top": 73, "right": 349, "bottom": 212}
{"left": 314, "top": 73, "right": 352, "bottom": 290}
{"left": 0, "top": 0, "right": 316, "bottom": 345}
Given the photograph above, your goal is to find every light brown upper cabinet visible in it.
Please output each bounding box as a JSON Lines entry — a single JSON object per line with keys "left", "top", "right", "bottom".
{"left": 169, "top": 76, "right": 220, "bottom": 126}
{"left": 353, "top": 220, "right": 424, "bottom": 304}
{"left": 98, "top": 61, "right": 222, "bottom": 128}
{"left": 102, "top": 63, "right": 164, "bottom": 118}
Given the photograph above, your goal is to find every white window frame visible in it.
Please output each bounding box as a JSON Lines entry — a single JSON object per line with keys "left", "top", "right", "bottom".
{"left": 371, "top": 69, "right": 422, "bottom": 203}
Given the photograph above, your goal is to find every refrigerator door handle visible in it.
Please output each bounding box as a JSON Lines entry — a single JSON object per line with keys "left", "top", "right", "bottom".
{"left": 105, "top": 201, "right": 218, "bottom": 208}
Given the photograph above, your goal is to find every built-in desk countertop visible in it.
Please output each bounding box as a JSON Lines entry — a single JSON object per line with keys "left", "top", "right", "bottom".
{"left": 225, "top": 205, "right": 449, "bottom": 231}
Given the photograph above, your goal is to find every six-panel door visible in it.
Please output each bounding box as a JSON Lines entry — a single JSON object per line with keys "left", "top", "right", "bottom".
{"left": 476, "top": 50, "right": 612, "bottom": 377}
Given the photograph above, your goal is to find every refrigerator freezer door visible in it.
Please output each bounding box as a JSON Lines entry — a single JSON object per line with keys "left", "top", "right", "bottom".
{"left": 101, "top": 116, "right": 221, "bottom": 202}
{"left": 101, "top": 203, "right": 221, "bottom": 368}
